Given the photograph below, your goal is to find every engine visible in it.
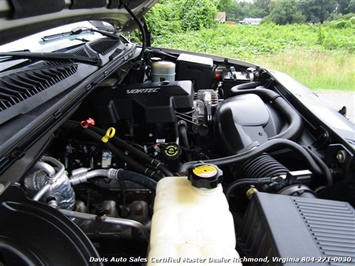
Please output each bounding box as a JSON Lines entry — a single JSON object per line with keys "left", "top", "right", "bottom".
{"left": 8, "top": 52, "right": 354, "bottom": 265}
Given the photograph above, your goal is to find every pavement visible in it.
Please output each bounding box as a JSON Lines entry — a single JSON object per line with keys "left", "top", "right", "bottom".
{"left": 315, "top": 90, "right": 355, "bottom": 124}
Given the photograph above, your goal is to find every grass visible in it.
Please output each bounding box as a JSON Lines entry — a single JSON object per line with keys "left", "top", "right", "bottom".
{"left": 247, "top": 50, "right": 355, "bottom": 92}
{"left": 150, "top": 23, "right": 355, "bottom": 92}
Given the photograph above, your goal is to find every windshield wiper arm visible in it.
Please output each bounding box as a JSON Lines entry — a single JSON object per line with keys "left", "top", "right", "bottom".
{"left": 41, "top": 28, "right": 93, "bottom": 42}
{"left": 0, "top": 51, "right": 100, "bottom": 65}
{"left": 41, "top": 27, "right": 119, "bottom": 43}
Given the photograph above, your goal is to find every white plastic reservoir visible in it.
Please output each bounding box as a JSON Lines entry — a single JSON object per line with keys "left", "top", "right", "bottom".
{"left": 148, "top": 176, "right": 242, "bottom": 265}
{"left": 151, "top": 59, "right": 176, "bottom": 82}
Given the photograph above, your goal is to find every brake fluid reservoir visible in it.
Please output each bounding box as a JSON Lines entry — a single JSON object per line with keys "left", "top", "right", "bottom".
{"left": 148, "top": 164, "right": 242, "bottom": 265}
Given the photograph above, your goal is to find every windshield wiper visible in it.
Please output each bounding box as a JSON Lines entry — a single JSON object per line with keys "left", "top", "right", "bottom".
{"left": 0, "top": 51, "right": 100, "bottom": 65}
{"left": 41, "top": 27, "right": 119, "bottom": 43}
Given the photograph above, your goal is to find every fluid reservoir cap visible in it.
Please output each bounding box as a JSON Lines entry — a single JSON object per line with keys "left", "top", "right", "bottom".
{"left": 161, "top": 143, "right": 181, "bottom": 160}
{"left": 188, "top": 164, "right": 223, "bottom": 189}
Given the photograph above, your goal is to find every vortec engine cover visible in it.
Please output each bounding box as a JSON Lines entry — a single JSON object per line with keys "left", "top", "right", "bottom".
{"left": 97, "top": 80, "right": 193, "bottom": 124}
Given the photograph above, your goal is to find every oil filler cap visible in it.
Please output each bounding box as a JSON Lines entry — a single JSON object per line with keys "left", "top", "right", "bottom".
{"left": 188, "top": 164, "right": 223, "bottom": 189}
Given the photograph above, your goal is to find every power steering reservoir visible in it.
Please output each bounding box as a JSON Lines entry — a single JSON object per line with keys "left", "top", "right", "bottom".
{"left": 148, "top": 164, "right": 242, "bottom": 265}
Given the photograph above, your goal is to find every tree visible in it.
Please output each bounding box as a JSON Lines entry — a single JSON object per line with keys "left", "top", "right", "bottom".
{"left": 217, "top": 0, "right": 235, "bottom": 12}
{"left": 336, "top": 0, "right": 352, "bottom": 14}
{"left": 254, "top": 0, "right": 272, "bottom": 16}
{"left": 179, "top": 0, "right": 218, "bottom": 30}
{"left": 226, "top": 2, "right": 244, "bottom": 21}
{"left": 267, "top": 0, "right": 306, "bottom": 24}
{"left": 348, "top": 0, "right": 355, "bottom": 13}
{"left": 217, "top": 0, "right": 272, "bottom": 21}
{"left": 298, "top": 0, "right": 338, "bottom": 23}
{"left": 146, "top": 0, "right": 218, "bottom": 33}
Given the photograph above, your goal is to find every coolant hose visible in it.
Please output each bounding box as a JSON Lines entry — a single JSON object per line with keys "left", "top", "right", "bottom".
{"left": 230, "top": 88, "right": 303, "bottom": 141}
{"left": 179, "top": 139, "right": 333, "bottom": 187}
{"left": 81, "top": 128, "right": 163, "bottom": 181}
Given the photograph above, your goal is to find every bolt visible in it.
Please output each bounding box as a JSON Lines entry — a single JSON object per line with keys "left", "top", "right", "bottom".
{"left": 336, "top": 150, "right": 346, "bottom": 163}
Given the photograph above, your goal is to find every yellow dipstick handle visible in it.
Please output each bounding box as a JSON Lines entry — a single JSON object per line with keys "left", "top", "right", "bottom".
{"left": 101, "top": 127, "right": 116, "bottom": 143}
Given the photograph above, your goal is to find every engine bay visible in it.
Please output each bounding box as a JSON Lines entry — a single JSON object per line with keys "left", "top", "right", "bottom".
{"left": 1, "top": 45, "right": 355, "bottom": 265}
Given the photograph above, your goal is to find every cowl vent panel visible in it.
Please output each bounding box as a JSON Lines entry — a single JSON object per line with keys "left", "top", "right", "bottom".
{"left": 0, "top": 65, "right": 77, "bottom": 111}
{"left": 88, "top": 38, "right": 121, "bottom": 55}
{"left": 0, "top": 64, "right": 78, "bottom": 124}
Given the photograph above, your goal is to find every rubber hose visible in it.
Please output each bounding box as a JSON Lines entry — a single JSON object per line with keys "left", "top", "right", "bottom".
{"left": 178, "top": 121, "right": 192, "bottom": 161}
{"left": 116, "top": 170, "right": 157, "bottom": 192}
{"left": 303, "top": 146, "right": 333, "bottom": 186}
{"left": 225, "top": 177, "right": 273, "bottom": 201}
{"left": 234, "top": 153, "right": 289, "bottom": 179}
{"left": 82, "top": 129, "right": 163, "bottom": 181}
{"left": 88, "top": 126, "right": 174, "bottom": 177}
{"left": 179, "top": 139, "right": 333, "bottom": 187}
{"left": 63, "top": 120, "right": 173, "bottom": 177}
{"left": 230, "top": 88, "right": 303, "bottom": 141}
{"left": 230, "top": 81, "right": 262, "bottom": 91}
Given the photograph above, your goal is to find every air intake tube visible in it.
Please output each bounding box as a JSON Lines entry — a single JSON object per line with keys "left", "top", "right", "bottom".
{"left": 233, "top": 153, "right": 289, "bottom": 180}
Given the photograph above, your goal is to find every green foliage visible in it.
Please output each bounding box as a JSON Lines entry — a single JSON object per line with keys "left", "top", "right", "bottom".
{"left": 217, "top": 0, "right": 235, "bottom": 12}
{"left": 146, "top": 0, "right": 217, "bottom": 33}
{"left": 151, "top": 22, "right": 354, "bottom": 56}
{"left": 145, "top": 3, "right": 182, "bottom": 36}
{"left": 336, "top": 0, "right": 352, "bottom": 14}
{"left": 179, "top": 0, "right": 218, "bottom": 30}
{"left": 267, "top": 0, "right": 306, "bottom": 25}
{"left": 334, "top": 20, "right": 352, "bottom": 28}
{"left": 321, "top": 33, "right": 339, "bottom": 49}
{"left": 330, "top": 12, "right": 355, "bottom": 21}
{"left": 317, "top": 26, "right": 325, "bottom": 45}
{"left": 216, "top": 0, "right": 354, "bottom": 24}
{"left": 149, "top": 23, "right": 354, "bottom": 91}
{"left": 298, "top": 0, "right": 338, "bottom": 23}
{"left": 143, "top": 0, "right": 355, "bottom": 91}
{"left": 349, "top": 0, "right": 355, "bottom": 13}
{"left": 342, "top": 12, "right": 355, "bottom": 19}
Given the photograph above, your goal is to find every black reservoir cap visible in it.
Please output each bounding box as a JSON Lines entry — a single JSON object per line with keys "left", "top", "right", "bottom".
{"left": 188, "top": 164, "right": 223, "bottom": 189}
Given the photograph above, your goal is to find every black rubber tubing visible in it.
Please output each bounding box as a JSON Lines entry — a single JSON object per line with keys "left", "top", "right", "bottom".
{"left": 87, "top": 126, "right": 174, "bottom": 177}
{"left": 179, "top": 139, "right": 333, "bottom": 187}
{"left": 81, "top": 128, "right": 163, "bottom": 181}
{"left": 178, "top": 121, "right": 192, "bottom": 161}
{"left": 230, "top": 81, "right": 262, "bottom": 91}
{"left": 115, "top": 170, "right": 157, "bottom": 192}
{"left": 230, "top": 87, "right": 303, "bottom": 141}
{"left": 63, "top": 120, "right": 173, "bottom": 177}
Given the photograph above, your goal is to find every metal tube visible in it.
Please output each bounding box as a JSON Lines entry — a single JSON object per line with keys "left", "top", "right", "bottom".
{"left": 59, "top": 209, "right": 150, "bottom": 241}
{"left": 33, "top": 157, "right": 65, "bottom": 201}
{"left": 34, "top": 161, "right": 55, "bottom": 176}
{"left": 70, "top": 169, "right": 110, "bottom": 185}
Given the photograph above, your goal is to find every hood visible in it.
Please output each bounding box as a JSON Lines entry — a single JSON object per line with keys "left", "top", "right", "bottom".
{"left": 0, "top": 0, "right": 157, "bottom": 45}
